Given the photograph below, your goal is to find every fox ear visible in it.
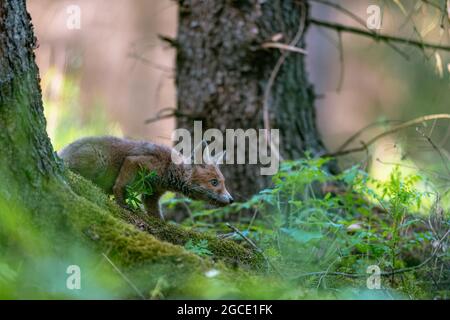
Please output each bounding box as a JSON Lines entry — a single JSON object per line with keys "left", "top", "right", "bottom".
{"left": 191, "top": 140, "right": 210, "bottom": 164}
{"left": 212, "top": 150, "right": 226, "bottom": 165}
{"left": 181, "top": 154, "right": 191, "bottom": 165}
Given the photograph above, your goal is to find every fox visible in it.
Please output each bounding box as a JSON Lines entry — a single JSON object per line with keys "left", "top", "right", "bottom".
{"left": 58, "top": 136, "right": 233, "bottom": 220}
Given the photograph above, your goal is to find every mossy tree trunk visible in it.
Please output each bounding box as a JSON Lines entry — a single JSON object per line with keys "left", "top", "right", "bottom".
{"left": 176, "top": 0, "right": 335, "bottom": 199}
{"left": 0, "top": 0, "right": 62, "bottom": 194}
{"left": 0, "top": 0, "right": 260, "bottom": 298}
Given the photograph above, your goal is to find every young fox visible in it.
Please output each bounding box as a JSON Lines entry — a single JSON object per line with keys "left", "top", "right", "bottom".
{"left": 58, "top": 136, "right": 233, "bottom": 219}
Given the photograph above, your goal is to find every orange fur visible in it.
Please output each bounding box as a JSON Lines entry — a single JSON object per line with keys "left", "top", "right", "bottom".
{"left": 59, "top": 136, "right": 233, "bottom": 219}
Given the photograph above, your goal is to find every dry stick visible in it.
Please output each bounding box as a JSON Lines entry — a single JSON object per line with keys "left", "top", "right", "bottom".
{"left": 102, "top": 253, "right": 146, "bottom": 300}
{"left": 144, "top": 107, "right": 200, "bottom": 124}
{"left": 145, "top": 108, "right": 177, "bottom": 124}
{"left": 415, "top": 0, "right": 448, "bottom": 32}
{"left": 308, "top": 0, "right": 410, "bottom": 59}
{"left": 309, "top": 0, "right": 368, "bottom": 26}
{"left": 416, "top": 128, "right": 450, "bottom": 177}
{"left": 336, "top": 31, "right": 344, "bottom": 92}
{"left": 335, "top": 119, "right": 401, "bottom": 153}
{"left": 442, "top": 0, "right": 449, "bottom": 27}
{"left": 128, "top": 52, "right": 174, "bottom": 73}
{"left": 309, "top": 18, "right": 450, "bottom": 52}
{"left": 225, "top": 223, "right": 284, "bottom": 278}
{"left": 325, "top": 114, "right": 450, "bottom": 157}
{"left": 226, "top": 223, "right": 260, "bottom": 250}
{"left": 182, "top": 201, "right": 194, "bottom": 222}
{"left": 394, "top": 1, "right": 428, "bottom": 58}
{"left": 262, "top": 42, "right": 308, "bottom": 55}
{"left": 247, "top": 209, "right": 259, "bottom": 232}
{"left": 420, "top": 0, "right": 446, "bottom": 11}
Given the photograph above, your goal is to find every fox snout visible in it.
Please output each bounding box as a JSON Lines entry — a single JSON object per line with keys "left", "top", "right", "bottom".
{"left": 216, "top": 191, "right": 234, "bottom": 206}
{"left": 190, "top": 184, "right": 234, "bottom": 206}
{"left": 189, "top": 163, "right": 235, "bottom": 206}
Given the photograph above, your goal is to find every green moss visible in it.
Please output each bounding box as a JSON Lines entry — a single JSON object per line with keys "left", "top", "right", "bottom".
{"left": 1, "top": 165, "right": 263, "bottom": 298}
{"left": 25, "top": 177, "right": 213, "bottom": 297}
{"left": 65, "top": 169, "right": 264, "bottom": 269}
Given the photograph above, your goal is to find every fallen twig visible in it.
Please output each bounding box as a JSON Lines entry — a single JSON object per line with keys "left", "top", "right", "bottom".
{"left": 226, "top": 223, "right": 284, "bottom": 278}
{"left": 102, "top": 253, "right": 146, "bottom": 299}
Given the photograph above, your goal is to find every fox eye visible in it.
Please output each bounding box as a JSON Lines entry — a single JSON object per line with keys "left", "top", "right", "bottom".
{"left": 210, "top": 179, "right": 219, "bottom": 187}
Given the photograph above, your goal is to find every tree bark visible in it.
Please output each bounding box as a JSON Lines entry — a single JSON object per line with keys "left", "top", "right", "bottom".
{"left": 0, "top": 0, "right": 260, "bottom": 298}
{"left": 0, "top": 0, "right": 61, "bottom": 192}
{"left": 176, "top": 0, "right": 332, "bottom": 199}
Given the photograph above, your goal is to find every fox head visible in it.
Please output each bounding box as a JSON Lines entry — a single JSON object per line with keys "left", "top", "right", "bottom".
{"left": 178, "top": 141, "right": 233, "bottom": 206}
{"left": 189, "top": 162, "right": 233, "bottom": 206}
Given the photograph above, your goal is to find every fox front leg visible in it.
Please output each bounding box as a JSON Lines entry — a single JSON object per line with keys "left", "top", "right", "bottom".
{"left": 113, "top": 156, "right": 149, "bottom": 208}
{"left": 142, "top": 193, "right": 164, "bottom": 220}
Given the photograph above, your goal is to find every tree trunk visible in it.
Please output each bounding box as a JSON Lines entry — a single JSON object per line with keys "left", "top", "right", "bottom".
{"left": 0, "top": 0, "right": 259, "bottom": 298}
{"left": 0, "top": 0, "right": 61, "bottom": 193}
{"left": 176, "top": 0, "right": 333, "bottom": 199}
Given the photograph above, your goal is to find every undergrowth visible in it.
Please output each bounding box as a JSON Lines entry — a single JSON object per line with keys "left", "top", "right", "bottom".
{"left": 2, "top": 156, "right": 447, "bottom": 299}
{"left": 158, "top": 157, "right": 450, "bottom": 299}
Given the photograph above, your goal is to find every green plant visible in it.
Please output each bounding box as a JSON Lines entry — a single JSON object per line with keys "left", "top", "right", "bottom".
{"left": 125, "top": 168, "right": 159, "bottom": 210}
{"left": 376, "top": 167, "right": 423, "bottom": 272}
{"left": 167, "top": 156, "right": 448, "bottom": 298}
{"left": 184, "top": 239, "right": 213, "bottom": 257}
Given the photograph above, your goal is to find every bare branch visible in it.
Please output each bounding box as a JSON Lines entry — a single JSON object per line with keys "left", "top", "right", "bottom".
{"left": 309, "top": 18, "right": 450, "bottom": 52}
{"left": 335, "top": 119, "right": 400, "bottom": 153}
{"left": 416, "top": 128, "right": 450, "bottom": 177}
{"left": 102, "top": 253, "right": 146, "bottom": 299}
{"left": 309, "top": 0, "right": 410, "bottom": 59}
{"left": 326, "top": 114, "right": 450, "bottom": 157}
{"left": 262, "top": 42, "right": 308, "bottom": 54}
{"left": 226, "top": 223, "right": 284, "bottom": 277}
{"left": 144, "top": 107, "right": 203, "bottom": 124}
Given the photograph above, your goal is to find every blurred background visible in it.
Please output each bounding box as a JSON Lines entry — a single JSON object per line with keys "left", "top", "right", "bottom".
{"left": 29, "top": 0, "right": 450, "bottom": 182}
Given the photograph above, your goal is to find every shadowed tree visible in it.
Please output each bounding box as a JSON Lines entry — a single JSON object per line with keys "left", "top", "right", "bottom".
{"left": 0, "top": 0, "right": 258, "bottom": 298}
{"left": 176, "top": 0, "right": 336, "bottom": 199}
